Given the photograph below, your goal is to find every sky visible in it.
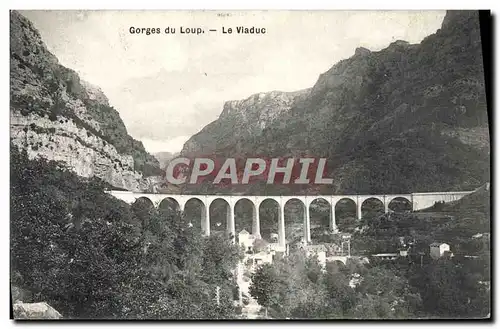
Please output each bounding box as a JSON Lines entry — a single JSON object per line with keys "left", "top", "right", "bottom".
{"left": 21, "top": 10, "right": 446, "bottom": 153}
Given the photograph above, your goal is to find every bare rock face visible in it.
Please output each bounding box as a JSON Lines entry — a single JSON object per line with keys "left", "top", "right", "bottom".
{"left": 10, "top": 11, "right": 162, "bottom": 191}
{"left": 182, "top": 89, "right": 310, "bottom": 156}
{"left": 80, "top": 80, "right": 109, "bottom": 105}
{"left": 11, "top": 111, "right": 144, "bottom": 190}
{"left": 220, "top": 90, "right": 310, "bottom": 127}
{"left": 13, "top": 301, "right": 63, "bottom": 319}
{"left": 354, "top": 47, "right": 371, "bottom": 56}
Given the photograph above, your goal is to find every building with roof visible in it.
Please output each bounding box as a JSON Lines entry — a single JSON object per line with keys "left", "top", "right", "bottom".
{"left": 249, "top": 251, "right": 274, "bottom": 268}
{"left": 430, "top": 242, "right": 451, "bottom": 260}
{"left": 238, "top": 229, "right": 257, "bottom": 253}
{"left": 267, "top": 241, "right": 290, "bottom": 256}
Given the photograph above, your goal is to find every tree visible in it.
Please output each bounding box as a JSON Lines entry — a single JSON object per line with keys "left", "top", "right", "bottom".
{"left": 249, "top": 264, "right": 279, "bottom": 317}
{"left": 252, "top": 238, "right": 268, "bottom": 253}
{"left": 353, "top": 266, "right": 421, "bottom": 319}
{"left": 10, "top": 144, "right": 242, "bottom": 319}
{"left": 323, "top": 266, "right": 357, "bottom": 317}
{"left": 249, "top": 250, "right": 350, "bottom": 319}
{"left": 409, "top": 258, "right": 490, "bottom": 318}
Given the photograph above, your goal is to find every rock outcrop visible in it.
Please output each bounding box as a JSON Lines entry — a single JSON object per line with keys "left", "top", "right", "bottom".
{"left": 13, "top": 301, "right": 63, "bottom": 319}
{"left": 182, "top": 89, "right": 310, "bottom": 156}
{"left": 10, "top": 11, "right": 162, "bottom": 191}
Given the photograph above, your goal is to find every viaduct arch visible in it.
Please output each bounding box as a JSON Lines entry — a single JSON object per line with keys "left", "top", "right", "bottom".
{"left": 108, "top": 189, "right": 475, "bottom": 247}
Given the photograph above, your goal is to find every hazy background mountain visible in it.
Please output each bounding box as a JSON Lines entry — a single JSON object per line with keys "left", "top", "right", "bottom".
{"left": 180, "top": 10, "right": 490, "bottom": 195}
{"left": 153, "top": 151, "right": 180, "bottom": 169}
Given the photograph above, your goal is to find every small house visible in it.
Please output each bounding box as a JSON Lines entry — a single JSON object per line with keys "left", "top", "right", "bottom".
{"left": 430, "top": 242, "right": 450, "bottom": 260}
{"left": 238, "top": 229, "right": 257, "bottom": 253}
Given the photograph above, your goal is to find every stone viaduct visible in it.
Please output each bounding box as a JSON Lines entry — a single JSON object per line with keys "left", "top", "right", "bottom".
{"left": 106, "top": 189, "right": 474, "bottom": 247}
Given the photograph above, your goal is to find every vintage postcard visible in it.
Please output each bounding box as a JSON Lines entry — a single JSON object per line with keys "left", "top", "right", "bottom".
{"left": 10, "top": 10, "right": 491, "bottom": 320}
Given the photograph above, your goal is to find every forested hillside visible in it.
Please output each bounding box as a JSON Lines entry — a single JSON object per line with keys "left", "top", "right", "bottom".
{"left": 10, "top": 145, "right": 242, "bottom": 319}
{"left": 181, "top": 11, "right": 489, "bottom": 195}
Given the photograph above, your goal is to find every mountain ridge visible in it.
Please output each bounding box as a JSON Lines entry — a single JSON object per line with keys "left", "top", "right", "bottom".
{"left": 180, "top": 10, "right": 489, "bottom": 195}
{"left": 182, "top": 88, "right": 311, "bottom": 156}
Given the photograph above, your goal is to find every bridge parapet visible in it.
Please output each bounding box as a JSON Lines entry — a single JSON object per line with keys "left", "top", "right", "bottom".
{"left": 411, "top": 191, "right": 474, "bottom": 211}
{"left": 326, "top": 256, "right": 348, "bottom": 265}
{"left": 411, "top": 191, "right": 474, "bottom": 196}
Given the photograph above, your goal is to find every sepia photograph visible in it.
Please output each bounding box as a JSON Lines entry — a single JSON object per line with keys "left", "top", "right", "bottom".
{"left": 9, "top": 9, "right": 491, "bottom": 320}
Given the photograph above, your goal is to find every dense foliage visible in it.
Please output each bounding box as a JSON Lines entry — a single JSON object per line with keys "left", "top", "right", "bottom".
{"left": 250, "top": 249, "right": 490, "bottom": 319}
{"left": 249, "top": 250, "right": 418, "bottom": 319}
{"left": 249, "top": 188, "right": 491, "bottom": 319}
{"left": 10, "top": 145, "right": 242, "bottom": 319}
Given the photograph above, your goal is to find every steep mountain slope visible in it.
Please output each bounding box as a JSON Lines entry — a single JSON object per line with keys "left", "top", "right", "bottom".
{"left": 10, "top": 11, "right": 162, "bottom": 191}
{"left": 181, "top": 10, "right": 490, "bottom": 195}
{"left": 182, "top": 89, "right": 310, "bottom": 156}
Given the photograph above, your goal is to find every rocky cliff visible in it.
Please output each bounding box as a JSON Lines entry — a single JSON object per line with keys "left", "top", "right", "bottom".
{"left": 10, "top": 11, "right": 162, "bottom": 192}
{"left": 180, "top": 10, "right": 490, "bottom": 194}
{"left": 182, "top": 89, "right": 310, "bottom": 156}
{"left": 13, "top": 301, "right": 63, "bottom": 319}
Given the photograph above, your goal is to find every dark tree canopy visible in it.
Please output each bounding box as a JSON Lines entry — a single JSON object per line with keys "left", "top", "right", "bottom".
{"left": 10, "top": 145, "right": 242, "bottom": 319}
